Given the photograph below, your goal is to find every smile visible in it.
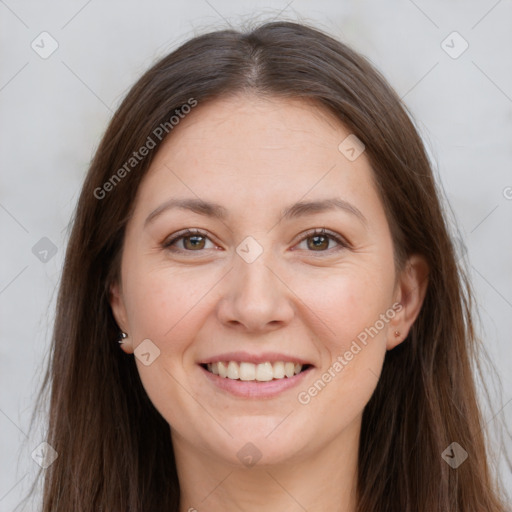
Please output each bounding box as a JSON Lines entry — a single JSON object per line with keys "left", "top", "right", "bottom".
{"left": 203, "top": 361, "right": 310, "bottom": 381}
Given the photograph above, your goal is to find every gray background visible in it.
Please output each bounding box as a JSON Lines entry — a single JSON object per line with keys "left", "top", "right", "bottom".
{"left": 1, "top": 0, "right": 511, "bottom": 509}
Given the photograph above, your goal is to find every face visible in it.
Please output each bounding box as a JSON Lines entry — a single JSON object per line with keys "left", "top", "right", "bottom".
{"left": 110, "top": 94, "right": 426, "bottom": 467}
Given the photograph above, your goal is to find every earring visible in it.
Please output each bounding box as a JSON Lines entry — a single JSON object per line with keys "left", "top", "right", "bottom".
{"left": 394, "top": 330, "right": 400, "bottom": 338}
{"left": 118, "top": 332, "right": 128, "bottom": 344}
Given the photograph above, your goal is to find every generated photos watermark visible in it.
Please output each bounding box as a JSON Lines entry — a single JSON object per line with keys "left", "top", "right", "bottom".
{"left": 297, "top": 302, "right": 403, "bottom": 405}
{"left": 94, "top": 97, "right": 198, "bottom": 200}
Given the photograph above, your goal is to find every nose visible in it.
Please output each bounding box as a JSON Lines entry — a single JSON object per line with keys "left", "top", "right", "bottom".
{"left": 216, "top": 247, "right": 295, "bottom": 333}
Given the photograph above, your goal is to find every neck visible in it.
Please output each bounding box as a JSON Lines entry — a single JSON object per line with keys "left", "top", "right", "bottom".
{"left": 173, "top": 421, "right": 360, "bottom": 512}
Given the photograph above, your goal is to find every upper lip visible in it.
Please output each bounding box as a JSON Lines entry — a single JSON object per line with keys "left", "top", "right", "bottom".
{"left": 198, "top": 351, "right": 314, "bottom": 366}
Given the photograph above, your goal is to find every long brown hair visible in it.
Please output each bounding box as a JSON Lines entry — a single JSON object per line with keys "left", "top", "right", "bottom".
{"left": 21, "top": 21, "right": 507, "bottom": 511}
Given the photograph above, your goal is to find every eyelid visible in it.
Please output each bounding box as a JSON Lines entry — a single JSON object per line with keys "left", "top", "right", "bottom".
{"left": 162, "top": 227, "right": 349, "bottom": 254}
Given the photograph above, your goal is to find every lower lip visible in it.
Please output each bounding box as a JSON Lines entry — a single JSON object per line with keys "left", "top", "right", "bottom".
{"left": 199, "top": 364, "right": 313, "bottom": 399}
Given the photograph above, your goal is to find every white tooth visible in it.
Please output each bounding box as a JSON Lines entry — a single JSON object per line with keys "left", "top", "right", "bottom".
{"left": 239, "top": 362, "right": 256, "bottom": 381}
{"left": 273, "top": 361, "right": 285, "bottom": 379}
{"left": 227, "top": 361, "right": 239, "bottom": 380}
{"left": 256, "top": 362, "right": 274, "bottom": 381}
{"left": 210, "top": 360, "right": 302, "bottom": 381}
{"left": 218, "top": 361, "right": 228, "bottom": 378}
{"left": 284, "top": 362, "right": 295, "bottom": 378}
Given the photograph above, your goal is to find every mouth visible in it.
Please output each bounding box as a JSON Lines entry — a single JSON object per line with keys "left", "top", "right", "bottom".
{"left": 199, "top": 361, "right": 313, "bottom": 382}
{"left": 197, "top": 352, "right": 315, "bottom": 398}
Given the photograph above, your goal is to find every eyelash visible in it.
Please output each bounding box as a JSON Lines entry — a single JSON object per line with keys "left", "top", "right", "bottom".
{"left": 161, "top": 228, "right": 348, "bottom": 255}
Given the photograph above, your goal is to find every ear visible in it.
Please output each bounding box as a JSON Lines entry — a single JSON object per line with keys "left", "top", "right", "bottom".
{"left": 109, "top": 280, "right": 133, "bottom": 354}
{"left": 387, "top": 254, "right": 429, "bottom": 350}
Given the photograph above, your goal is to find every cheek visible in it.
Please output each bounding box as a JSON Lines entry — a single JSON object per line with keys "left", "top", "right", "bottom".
{"left": 124, "top": 266, "right": 207, "bottom": 346}
{"left": 289, "top": 263, "right": 393, "bottom": 349}
{"left": 120, "top": 265, "right": 216, "bottom": 425}
{"left": 289, "top": 267, "right": 392, "bottom": 417}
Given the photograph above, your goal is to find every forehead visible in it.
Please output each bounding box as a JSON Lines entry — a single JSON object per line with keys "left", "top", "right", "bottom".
{"left": 160, "top": 93, "right": 349, "bottom": 162}
{"left": 133, "top": 94, "right": 381, "bottom": 224}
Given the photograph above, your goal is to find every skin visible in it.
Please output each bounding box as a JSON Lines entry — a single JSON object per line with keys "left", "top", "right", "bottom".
{"left": 110, "top": 94, "right": 429, "bottom": 512}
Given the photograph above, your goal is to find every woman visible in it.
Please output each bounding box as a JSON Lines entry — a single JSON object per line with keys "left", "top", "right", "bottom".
{"left": 24, "top": 21, "right": 507, "bottom": 511}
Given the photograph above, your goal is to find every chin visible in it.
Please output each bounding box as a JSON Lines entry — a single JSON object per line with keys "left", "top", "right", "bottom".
{"left": 204, "top": 425, "right": 312, "bottom": 468}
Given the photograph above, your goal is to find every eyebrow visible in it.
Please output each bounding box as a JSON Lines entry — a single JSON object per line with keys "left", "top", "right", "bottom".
{"left": 144, "top": 197, "right": 368, "bottom": 228}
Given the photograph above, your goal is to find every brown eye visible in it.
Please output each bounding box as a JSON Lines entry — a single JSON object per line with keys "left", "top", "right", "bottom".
{"left": 296, "top": 228, "right": 347, "bottom": 253}
{"left": 182, "top": 235, "right": 206, "bottom": 250}
{"left": 162, "top": 229, "right": 214, "bottom": 252}
{"left": 307, "top": 234, "right": 330, "bottom": 251}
